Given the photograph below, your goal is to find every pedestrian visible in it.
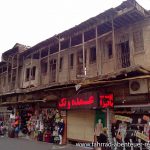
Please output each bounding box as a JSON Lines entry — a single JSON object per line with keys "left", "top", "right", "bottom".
{"left": 97, "top": 128, "right": 108, "bottom": 150}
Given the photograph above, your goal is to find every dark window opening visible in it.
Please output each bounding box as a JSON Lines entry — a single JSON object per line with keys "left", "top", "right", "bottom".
{"left": 108, "top": 43, "right": 112, "bottom": 59}
{"left": 0, "top": 68, "right": 2, "bottom": 74}
{"left": 12, "top": 76, "right": 16, "bottom": 82}
{"left": 12, "top": 70, "right": 16, "bottom": 82}
{"left": 3, "top": 66, "right": 7, "bottom": 72}
{"left": 33, "top": 52, "right": 40, "bottom": 59}
{"left": 12, "top": 55, "right": 17, "bottom": 68}
{"left": 41, "top": 47, "right": 49, "bottom": 58}
{"left": 84, "top": 29, "right": 96, "bottom": 42}
{"left": 61, "top": 40, "right": 70, "bottom": 50}
{"left": 97, "top": 23, "right": 112, "bottom": 36}
{"left": 71, "top": 34, "right": 82, "bottom": 46}
{"left": 77, "top": 50, "right": 84, "bottom": 76}
{"left": 8, "top": 74, "right": 11, "bottom": 83}
{"left": 50, "top": 44, "right": 59, "bottom": 54}
{"left": 70, "top": 54, "right": 74, "bottom": 69}
{"left": 77, "top": 50, "right": 83, "bottom": 64}
{"left": 90, "top": 46, "right": 96, "bottom": 63}
{"left": 2, "top": 97, "right": 6, "bottom": 103}
{"left": 3, "top": 76, "right": 6, "bottom": 87}
{"left": 120, "top": 41, "right": 130, "bottom": 68}
{"left": 26, "top": 68, "right": 30, "bottom": 81}
{"left": 59, "top": 57, "right": 63, "bottom": 71}
{"left": 31, "top": 66, "right": 36, "bottom": 80}
{"left": 8, "top": 66, "right": 11, "bottom": 72}
{"left": 50, "top": 59, "right": 57, "bottom": 82}
{"left": 41, "top": 62, "right": 48, "bottom": 75}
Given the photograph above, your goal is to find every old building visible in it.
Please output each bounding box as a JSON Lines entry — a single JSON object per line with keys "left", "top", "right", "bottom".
{"left": 0, "top": 0, "right": 150, "bottom": 147}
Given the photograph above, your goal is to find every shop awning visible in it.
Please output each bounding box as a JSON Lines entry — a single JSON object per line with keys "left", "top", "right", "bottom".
{"left": 0, "top": 101, "right": 18, "bottom": 106}
{"left": 18, "top": 99, "right": 45, "bottom": 103}
{"left": 114, "top": 103, "right": 150, "bottom": 108}
{"left": 0, "top": 99, "right": 45, "bottom": 106}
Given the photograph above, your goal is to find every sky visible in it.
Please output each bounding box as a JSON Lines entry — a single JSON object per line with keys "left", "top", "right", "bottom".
{"left": 0, "top": 0, "right": 150, "bottom": 58}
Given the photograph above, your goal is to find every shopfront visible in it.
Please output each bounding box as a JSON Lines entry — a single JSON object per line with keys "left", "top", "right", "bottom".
{"left": 67, "top": 109, "right": 95, "bottom": 142}
{"left": 58, "top": 90, "right": 114, "bottom": 143}
{"left": 111, "top": 105, "right": 150, "bottom": 150}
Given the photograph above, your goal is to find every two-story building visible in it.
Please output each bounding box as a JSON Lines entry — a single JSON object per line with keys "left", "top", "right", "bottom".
{"left": 0, "top": 0, "right": 150, "bottom": 146}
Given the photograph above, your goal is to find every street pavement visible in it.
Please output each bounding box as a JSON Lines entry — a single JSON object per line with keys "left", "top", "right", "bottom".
{"left": 0, "top": 137, "right": 93, "bottom": 150}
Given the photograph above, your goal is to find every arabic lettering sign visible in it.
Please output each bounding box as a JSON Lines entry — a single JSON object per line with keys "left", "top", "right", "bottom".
{"left": 58, "top": 94, "right": 97, "bottom": 110}
{"left": 58, "top": 92, "right": 114, "bottom": 110}
{"left": 100, "top": 94, "right": 114, "bottom": 108}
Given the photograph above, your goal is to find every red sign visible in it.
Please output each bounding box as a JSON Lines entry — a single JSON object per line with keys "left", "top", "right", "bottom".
{"left": 100, "top": 94, "right": 114, "bottom": 108}
{"left": 58, "top": 93, "right": 114, "bottom": 110}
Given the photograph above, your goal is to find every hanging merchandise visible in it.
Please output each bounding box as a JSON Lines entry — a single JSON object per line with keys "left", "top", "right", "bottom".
{"left": 17, "top": 104, "right": 34, "bottom": 135}
{"left": 34, "top": 108, "right": 65, "bottom": 144}
{"left": 111, "top": 109, "right": 150, "bottom": 150}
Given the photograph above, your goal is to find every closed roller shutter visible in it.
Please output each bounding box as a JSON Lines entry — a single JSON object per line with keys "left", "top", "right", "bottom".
{"left": 67, "top": 110, "right": 95, "bottom": 142}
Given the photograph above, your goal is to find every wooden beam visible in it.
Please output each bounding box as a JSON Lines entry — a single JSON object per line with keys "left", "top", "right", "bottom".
{"left": 56, "top": 36, "right": 61, "bottom": 83}
{"left": 21, "top": 56, "right": 25, "bottom": 88}
{"left": 47, "top": 47, "right": 50, "bottom": 84}
{"left": 67, "top": 37, "right": 71, "bottom": 82}
{"left": 82, "top": 32, "right": 86, "bottom": 77}
{"left": 6, "top": 59, "right": 9, "bottom": 91}
{"left": 29, "top": 54, "right": 33, "bottom": 88}
{"left": 38, "top": 50, "right": 42, "bottom": 85}
{"left": 96, "top": 26, "right": 100, "bottom": 75}
{"left": 10, "top": 56, "right": 14, "bottom": 89}
{"left": 112, "top": 18, "right": 116, "bottom": 71}
{"left": 16, "top": 54, "right": 19, "bottom": 89}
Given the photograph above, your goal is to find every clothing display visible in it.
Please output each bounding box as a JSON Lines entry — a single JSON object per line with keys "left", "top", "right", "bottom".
{"left": 26, "top": 108, "right": 64, "bottom": 144}
{"left": 5, "top": 105, "right": 65, "bottom": 145}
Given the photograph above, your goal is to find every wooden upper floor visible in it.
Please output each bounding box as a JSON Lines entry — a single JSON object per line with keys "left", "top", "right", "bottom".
{"left": 0, "top": 0, "right": 150, "bottom": 95}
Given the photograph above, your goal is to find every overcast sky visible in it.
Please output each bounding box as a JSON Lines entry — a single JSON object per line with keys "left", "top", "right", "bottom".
{"left": 0, "top": 0, "right": 149, "bottom": 58}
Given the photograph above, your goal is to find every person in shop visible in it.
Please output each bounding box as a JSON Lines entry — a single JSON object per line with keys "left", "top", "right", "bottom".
{"left": 8, "top": 111, "right": 16, "bottom": 138}
{"left": 14, "top": 115, "right": 20, "bottom": 138}
{"left": 98, "top": 128, "right": 108, "bottom": 150}
{"left": 58, "top": 119, "right": 65, "bottom": 145}
{"left": 0, "top": 121, "right": 5, "bottom": 136}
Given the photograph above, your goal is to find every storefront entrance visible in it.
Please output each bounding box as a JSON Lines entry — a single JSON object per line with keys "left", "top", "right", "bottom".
{"left": 67, "top": 110, "right": 95, "bottom": 142}
{"left": 111, "top": 107, "right": 150, "bottom": 150}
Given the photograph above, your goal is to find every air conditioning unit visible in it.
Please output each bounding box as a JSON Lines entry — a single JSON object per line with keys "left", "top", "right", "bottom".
{"left": 129, "top": 79, "right": 148, "bottom": 94}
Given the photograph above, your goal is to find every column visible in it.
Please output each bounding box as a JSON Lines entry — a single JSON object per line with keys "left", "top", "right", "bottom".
{"left": 112, "top": 18, "right": 117, "bottom": 71}
{"left": 82, "top": 32, "right": 86, "bottom": 77}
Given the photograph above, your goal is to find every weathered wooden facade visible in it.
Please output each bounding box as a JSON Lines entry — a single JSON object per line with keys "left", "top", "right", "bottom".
{"left": 0, "top": 0, "right": 150, "bottom": 145}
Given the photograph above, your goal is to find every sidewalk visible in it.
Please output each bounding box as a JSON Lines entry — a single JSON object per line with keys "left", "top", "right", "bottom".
{"left": 19, "top": 135, "right": 94, "bottom": 150}
{"left": 0, "top": 136, "right": 93, "bottom": 150}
